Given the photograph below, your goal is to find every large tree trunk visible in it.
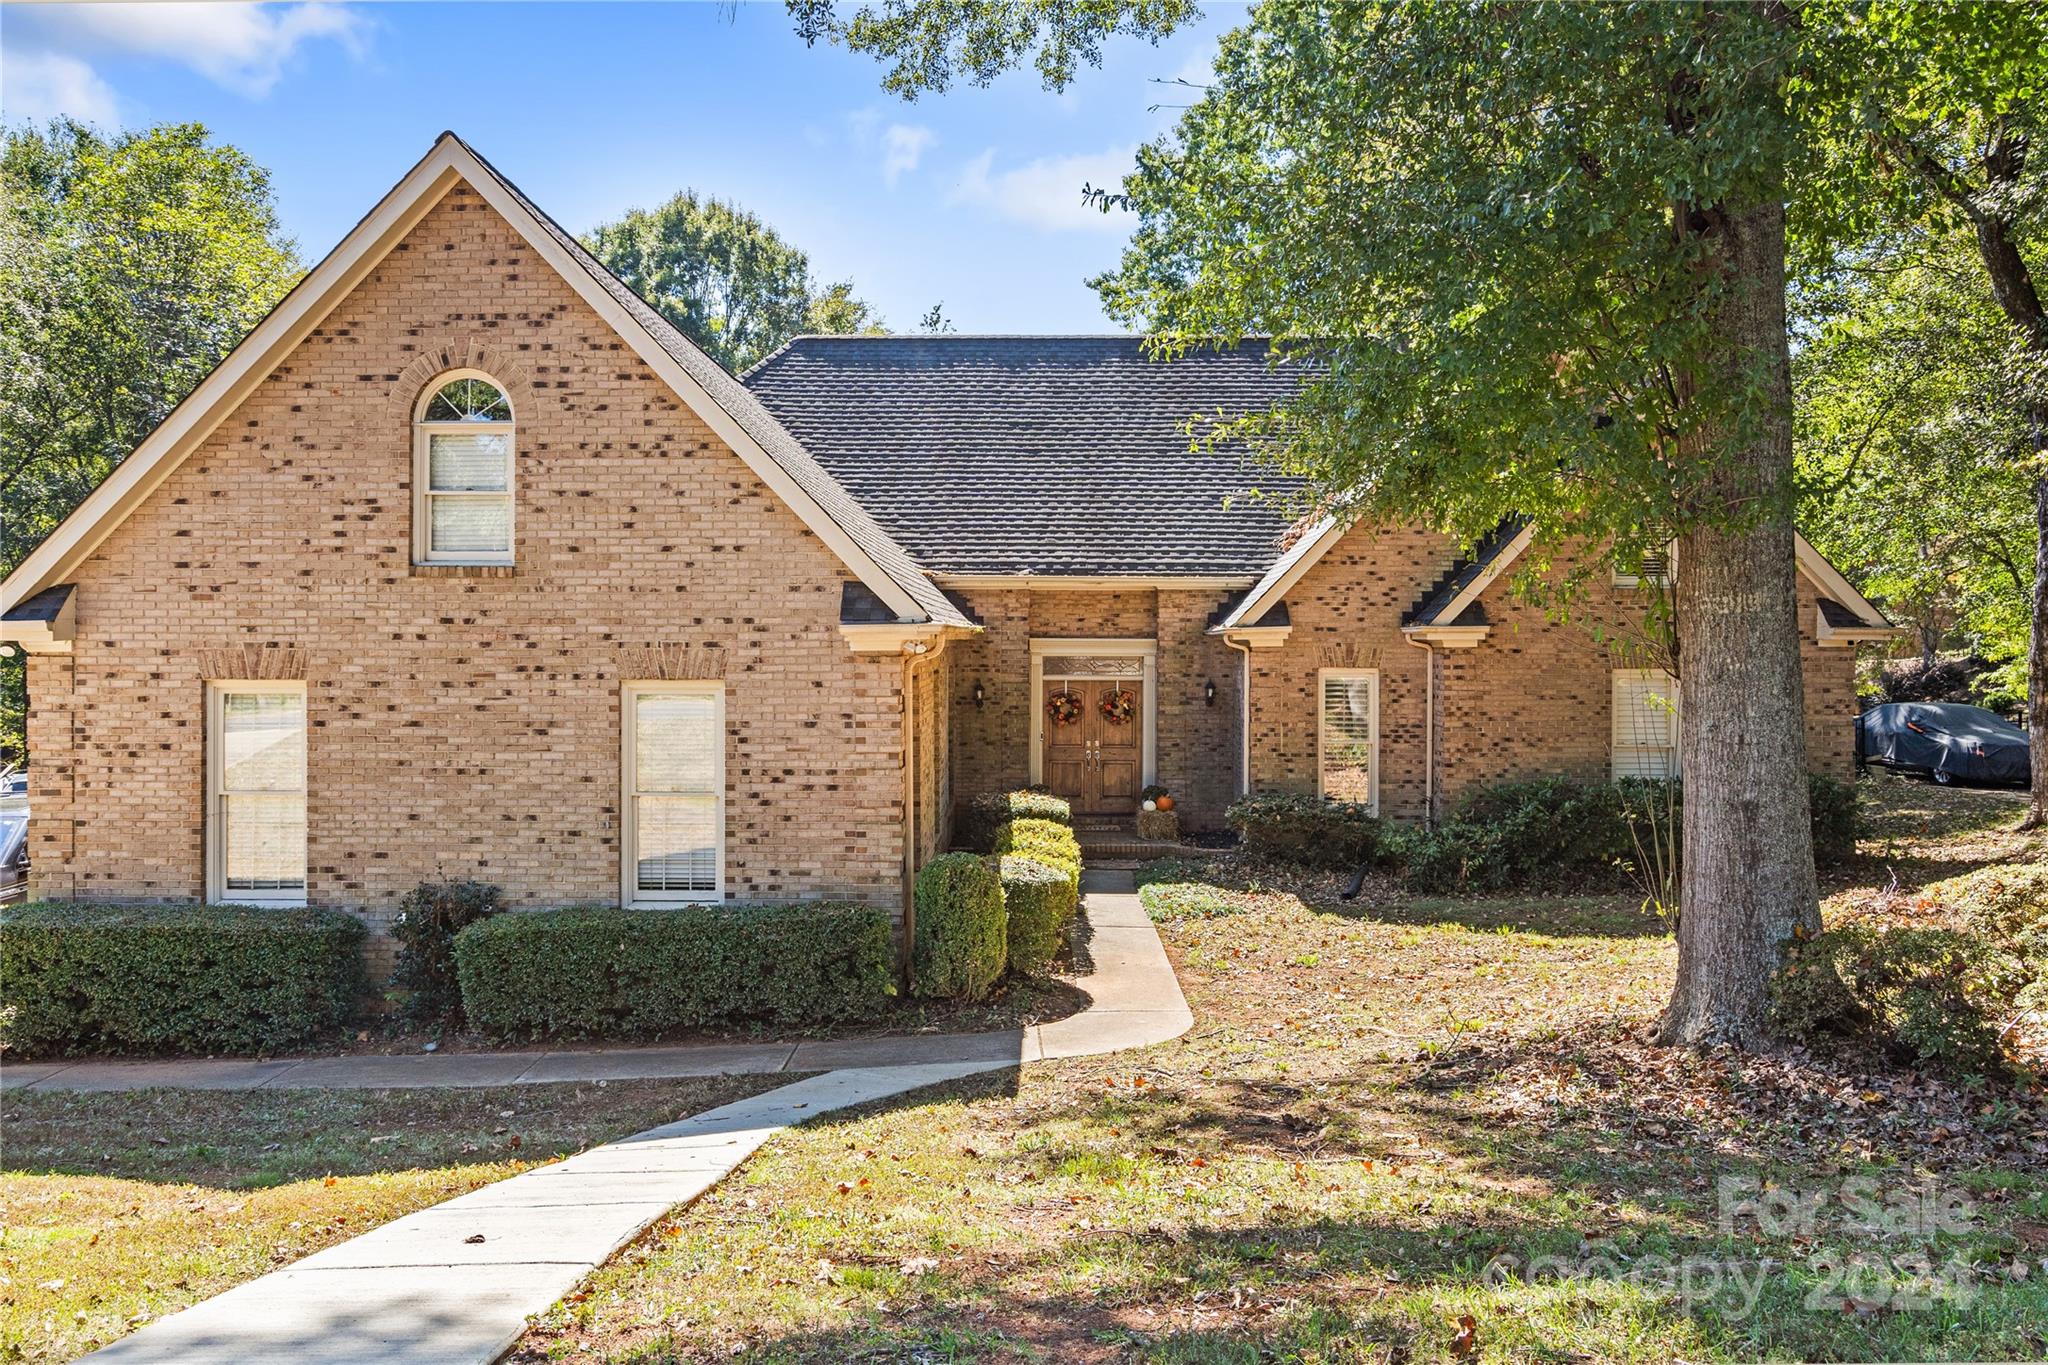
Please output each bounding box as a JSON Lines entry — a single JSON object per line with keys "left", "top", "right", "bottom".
{"left": 1658, "top": 192, "right": 1822, "bottom": 1048}
{"left": 2031, "top": 468, "right": 2047, "bottom": 829}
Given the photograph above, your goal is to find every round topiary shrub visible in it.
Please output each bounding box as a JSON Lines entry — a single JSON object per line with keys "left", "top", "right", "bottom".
{"left": 912, "top": 853, "right": 1007, "bottom": 1000}
{"left": 1000, "top": 855, "right": 1079, "bottom": 975}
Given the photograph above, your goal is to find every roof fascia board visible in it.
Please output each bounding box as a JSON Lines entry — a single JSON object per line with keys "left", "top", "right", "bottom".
{"left": 3, "top": 135, "right": 931, "bottom": 625}
{"left": 936, "top": 574, "right": 1256, "bottom": 592}
{"left": 1401, "top": 624, "right": 1489, "bottom": 649}
{"left": 1218, "top": 516, "right": 1338, "bottom": 630}
{"left": 1, "top": 152, "right": 465, "bottom": 612}
{"left": 1426, "top": 523, "right": 1538, "bottom": 627}
{"left": 1213, "top": 624, "right": 1293, "bottom": 649}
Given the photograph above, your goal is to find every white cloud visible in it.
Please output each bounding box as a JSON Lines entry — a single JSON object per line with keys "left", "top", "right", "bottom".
{"left": 0, "top": 48, "right": 120, "bottom": 125}
{"left": 880, "top": 123, "right": 934, "bottom": 186}
{"left": 950, "top": 145, "right": 1137, "bottom": 234}
{"left": 22, "top": 2, "right": 370, "bottom": 99}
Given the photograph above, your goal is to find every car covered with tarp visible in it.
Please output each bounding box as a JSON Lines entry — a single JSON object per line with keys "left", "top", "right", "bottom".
{"left": 1854, "top": 702, "right": 2029, "bottom": 787}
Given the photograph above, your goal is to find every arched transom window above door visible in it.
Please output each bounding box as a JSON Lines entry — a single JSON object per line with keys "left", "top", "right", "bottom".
{"left": 414, "top": 372, "right": 514, "bottom": 565}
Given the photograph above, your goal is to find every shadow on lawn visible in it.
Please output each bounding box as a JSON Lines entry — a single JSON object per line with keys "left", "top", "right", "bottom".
{"left": 1316, "top": 892, "right": 1668, "bottom": 939}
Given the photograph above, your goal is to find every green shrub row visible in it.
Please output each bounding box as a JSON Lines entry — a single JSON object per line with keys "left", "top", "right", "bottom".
{"left": 453, "top": 902, "right": 895, "bottom": 1040}
{"left": 0, "top": 902, "right": 367, "bottom": 1056}
{"left": 389, "top": 879, "right": 504, "bottom": 1027}
{"left": 1000, "top": 855, "right": 1079, "bottom": 974}
{"left": 1225, "top": 792, "right": 1386, "bottom": 870}
{"left": 957, "top": 789, "right": 1072, "bottom": 852}
{"left": 912, "top": 853, "right": 1007, "bottom": 1000}
{"left": 1771, "top": 925, "right": 2019, "bottom": 1075}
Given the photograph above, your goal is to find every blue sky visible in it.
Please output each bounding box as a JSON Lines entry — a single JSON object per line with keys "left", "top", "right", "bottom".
{"left": 0, "top": 1, "right": 1244, "bottom": 334}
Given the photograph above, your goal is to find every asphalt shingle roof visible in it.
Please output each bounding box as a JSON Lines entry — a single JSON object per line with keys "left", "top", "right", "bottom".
{"left": 456, "top": 137, "right": 970, "bottom": 628}
{"left": 743, "top": 336, "right": 1307, "bottom": 577}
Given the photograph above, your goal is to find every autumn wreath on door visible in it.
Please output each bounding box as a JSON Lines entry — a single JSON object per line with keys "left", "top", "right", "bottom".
{"left": 1099, "top": 688, "right": 1137, "bottom": 725}
{"left": 1045, "top": 690, "right": 1084, "bottom": 726}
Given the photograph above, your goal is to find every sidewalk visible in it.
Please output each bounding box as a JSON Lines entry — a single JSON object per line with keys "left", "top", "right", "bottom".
{"left": 74, "top": 873, "right": 1192, "bottom": 1365}
{"left": 5, "top": 870, "right": 1184, "bottom": 1095}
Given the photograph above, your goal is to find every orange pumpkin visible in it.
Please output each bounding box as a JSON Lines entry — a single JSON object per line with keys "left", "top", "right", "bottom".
{"left": 1155, "top": 795, "right": 1175, "bottom": 812}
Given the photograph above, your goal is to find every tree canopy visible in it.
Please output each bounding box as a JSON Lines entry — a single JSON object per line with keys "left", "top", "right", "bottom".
{"left": 582, "top": 190, "right": 881, "bottom": 374}
{"left": 0, "top": 120, "right": 301, "bottom": 764}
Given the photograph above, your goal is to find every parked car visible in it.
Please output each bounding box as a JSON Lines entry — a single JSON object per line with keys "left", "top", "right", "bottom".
{"left": 0, "top": 770, "right": 25, "bottom": 903}
{"left": 1855, "top": 702, "right": 2030, "bottom": 788}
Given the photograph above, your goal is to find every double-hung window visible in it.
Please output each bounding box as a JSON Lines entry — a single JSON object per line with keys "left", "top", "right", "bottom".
{"left": 414, "top": 373, "right": 514, "bottom": 564}
{"left": 623, "top": 682, "right": 725, "bottom": 905}
{"left": 1317, "top": 668, "right": 1379, "bottom": 812}
{"left": 207, "top": 681, "right": 307, "bottom": 906}
{"left": 1612, "top": 669, "right": 1681, "bottom": 781}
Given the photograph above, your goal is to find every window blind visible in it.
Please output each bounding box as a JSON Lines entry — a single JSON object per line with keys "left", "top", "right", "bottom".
{"left": 216, "top": 688, "right": 306, "bottom": 898}
{"left": 1319, "top": 672, "right": 1376, "bottom": 804}
{"left": 632, "top": 691, "right": 721, "bottom": 897}
{"left": 1612, "top": 671, "right": 1680, "bottom": 781}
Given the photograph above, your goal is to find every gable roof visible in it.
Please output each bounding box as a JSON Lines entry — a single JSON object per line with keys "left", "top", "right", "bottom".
{"left": 1218, "top": 512, "right": 1897, "bottom": 635}
{"left": 743, "top": 335, "right": 1306, "bottom": 578}
{"left": 0, "top": 134, "right": 969, "bottom": 629}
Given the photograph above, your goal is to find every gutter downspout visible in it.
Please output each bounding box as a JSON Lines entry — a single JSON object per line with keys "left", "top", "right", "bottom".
{"left": 1223, "top": 635, "right": 1254, "bottom": 796}
{"left": 900, "top": 643, "right": 926, "bottom": 985}
{"left": 1403, "top": 633, "right": 1436, "bottom": 829}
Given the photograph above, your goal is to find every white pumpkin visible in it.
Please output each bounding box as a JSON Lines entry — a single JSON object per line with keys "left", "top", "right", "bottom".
{"left": 1142, "top": 799, "right": 1158, "bottom": 812}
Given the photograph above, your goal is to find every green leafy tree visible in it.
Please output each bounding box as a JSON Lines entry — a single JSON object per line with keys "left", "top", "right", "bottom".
{"left": 583, "top": 190, "right": 881, "bottom": 373}
{"left": 1796, "top": 229, "right": 2033, "bottom": 702}
{"left": 1798, "top": 1, "right": 2048, "bottom": 824}
{"left": 1, "top": 121, "right": 301, "bottom": 764}
{"left": 794, "top": 0, "right": 2039, "bottom": 1044}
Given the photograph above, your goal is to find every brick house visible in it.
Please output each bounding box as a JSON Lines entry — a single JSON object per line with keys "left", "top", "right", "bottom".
{"left": 0, "top": 134, "right": 1898, "bottom": 944}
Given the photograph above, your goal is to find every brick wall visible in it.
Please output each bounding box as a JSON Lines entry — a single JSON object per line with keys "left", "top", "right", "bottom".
{"left": 28, "top": 181, "right": 912, "bottom": 927}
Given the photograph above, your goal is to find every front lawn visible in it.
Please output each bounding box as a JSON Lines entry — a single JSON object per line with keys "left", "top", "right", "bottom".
{"left": 0, "top": 1075, "right": 790, "bottom": 1363}
{"left": 507, "top": 779, "right": 2047, "bottom": 1364}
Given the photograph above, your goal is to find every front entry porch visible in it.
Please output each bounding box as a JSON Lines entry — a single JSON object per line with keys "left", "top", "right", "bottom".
{"left": 1028, "top": 638, "right": 1157, "bottom": 819}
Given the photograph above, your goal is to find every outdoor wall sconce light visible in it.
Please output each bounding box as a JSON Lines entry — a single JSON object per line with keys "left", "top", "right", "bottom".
{"left": 973, "top": 681, "right": 987, "bottom": 709}
{"left": 1204, "top": 678, "right": 1217, "bottom": 707}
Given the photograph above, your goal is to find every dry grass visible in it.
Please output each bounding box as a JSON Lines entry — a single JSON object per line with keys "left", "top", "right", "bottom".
{"left": 0, "top": 1075, "right": 788, "bottom": 1362}
{"left": 505, "top": 781, "right": 2047, "bottom": 1365}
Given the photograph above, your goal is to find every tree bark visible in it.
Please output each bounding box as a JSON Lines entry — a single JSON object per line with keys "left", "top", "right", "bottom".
{"left": 2031, "top": 468, "right": 2048, "bottom": 828}
{"left": 1658, "top": 191, "right": 1822, "bottom": 1048}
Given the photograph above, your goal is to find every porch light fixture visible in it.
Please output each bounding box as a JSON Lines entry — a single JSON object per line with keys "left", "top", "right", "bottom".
{"left": 1204, "top": 678, "right": 1217, "bottom": 707}
{"left": 973, "top": 680, "right": 986, "bottom": 709}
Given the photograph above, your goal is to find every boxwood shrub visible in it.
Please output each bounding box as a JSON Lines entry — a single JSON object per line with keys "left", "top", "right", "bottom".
{"left": 911, "top": 853, "right": 1007, "bottom": 1000}
{"left": 992, "top": 817, "right": 1082, "bottom": 880}
{"left": 1000, "top": 855, "right": 1079, "bottom": 975}
{"left": 454, "top": 902, "right": 894, "bottom": 1041}
{"left": 959, "top": 789, "right": 1073, "bottom": 852}
{"left": 1225, "top": 792, "right": 1385, "bottom": 870}
{"left": 0, "top": 902, "right": 367, "bottom": 1056}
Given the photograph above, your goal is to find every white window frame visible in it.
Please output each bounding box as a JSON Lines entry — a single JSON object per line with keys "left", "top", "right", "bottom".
{"left": 206, "top": 679, "right": 308, "bottom": 908}
{"left": 413, "top": 369, "right": 515, "bottom": 566}
{"left": 621, "top": 680, "right": 726, "bottom": 907}
{"left": 1613, "top": 536, "right": 1676, "bottom": 588}
{"left": 1612, "top": 668, "right": 1681, "bottom": 781}
{"left": 1316, "top": 667, "right": 1380, "bottom": 814}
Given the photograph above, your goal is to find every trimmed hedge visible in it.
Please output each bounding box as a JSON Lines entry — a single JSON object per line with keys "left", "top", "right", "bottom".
{"left": 911, "top": 853, "right": 1007, "bottom": 1000}
{"left": 0, "top": 902, "right": 367, "bottom": 1056}
{"left": 1000, "top": 855, "right": 1079, "bottom": 974}
{"left": 1225, "top": 792, "right": 1386, "bottom": 870}
{"left": 390, "top": 880, "right": 504, "bottom": 1027}
{"left": 992, "top": 817, "right": 1083, "bottom": 879}
{"left": 454, "top": 902, "right": 895, "bottom": 1041}
{"left": 1771, "top": 925, "right": 2017, "bottom": 1075}
{"left": 959, "top": 789, "right": 1073, "bottom": 852}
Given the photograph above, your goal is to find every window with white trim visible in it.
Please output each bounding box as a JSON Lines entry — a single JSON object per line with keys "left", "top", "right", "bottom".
{"left": 1614, "top": 530, "right": 1675, "bottom": 587}
{"left": 1612, "top": 669, "right": 1680, "bottom": 781}
{"left": 208, "top": 681, "right": 307, "bottom": 906}
{"left": 623, "top": 682, "right": 725, "bottom": 905}
{"left": 414, "top": 373, "right": 514, "bottom": 564}
{"left": 1317, "top": 668, "right": 1379, "bottom": 811}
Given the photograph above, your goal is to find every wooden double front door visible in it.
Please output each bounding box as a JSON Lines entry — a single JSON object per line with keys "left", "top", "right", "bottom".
{"left": 1042, "top": 679, "right": 1143, "bottom": 816}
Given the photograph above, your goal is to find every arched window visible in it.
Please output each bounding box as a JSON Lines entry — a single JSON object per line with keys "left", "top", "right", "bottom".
{"left": 414, "top": 372, "right": 514, "bottom": 564}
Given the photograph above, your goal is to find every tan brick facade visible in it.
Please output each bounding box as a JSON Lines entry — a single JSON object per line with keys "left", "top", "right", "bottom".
{"left": 18, "top": 178, "right": 1869, "bottom": 934}
{"left": 27, "top": 182, "right": 918, "bottom": 927}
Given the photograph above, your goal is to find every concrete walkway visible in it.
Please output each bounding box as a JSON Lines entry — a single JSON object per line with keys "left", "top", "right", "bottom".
{"left": 75, "top": 873, "right": 1190, "bottom": 1364}
{"left": 7, "top": 871, "right": 1186, "bottom": 1095}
